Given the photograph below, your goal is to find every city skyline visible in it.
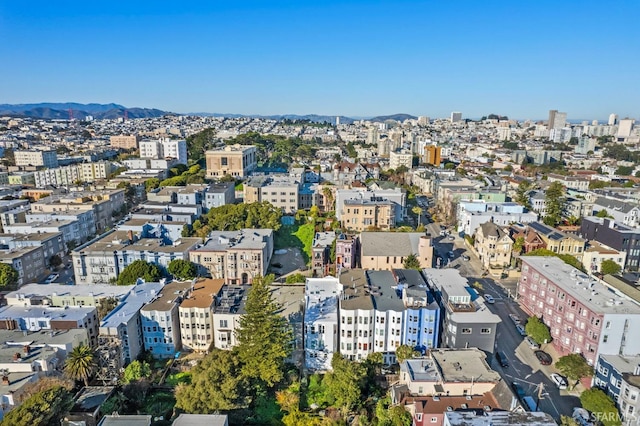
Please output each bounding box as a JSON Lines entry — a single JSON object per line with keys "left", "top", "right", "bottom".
{"left": 1, "top": 1, "right": 639, "bottom": 119}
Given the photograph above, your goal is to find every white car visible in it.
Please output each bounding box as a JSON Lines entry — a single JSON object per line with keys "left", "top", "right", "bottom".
{"left": 509, "top": 314, "right": 521, "bottom": 325}
{"left": 483, "top": 294, "right": 495, "bottom": 304}
{"left": 550, "top": 373, "right": 568, "bottom": 390}
{"left": 525, "top": 336, "right": 540, "bottom": 350}
{"left": 572, "top": 407, "right": 594, "bottom": 426}
{"left": 515, "top": 324, "right": 527, "bottom": 336}
{"left": 44, "top": 274, "right": 59, "bottom": 284}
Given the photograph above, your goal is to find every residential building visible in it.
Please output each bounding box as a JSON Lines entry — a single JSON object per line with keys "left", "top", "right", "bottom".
{"left": 336, "top": 188, "right": 406, "bottom": 224}
{"left": 580, "top": 217, "right": 640, "bottom": 271}
{"left": 110, "top": 135, "right": 139, "bottom": 150}
{"left": 5, "top": 219, "right": 86, "bottom": 248}
{"left": 4, "top": 283, "right": 133, "bottom": 308}
{"left": 0, "top": 232, "right": 65, "bottom": 263}
{"left": 582, "top": 242, "right": 627, "bottom": 275}
{"left": 139, "top": 138, "right": 188, "bottom": 164}
{"left": 203, "top": 182, "right": 235, "bottom": 210}
{"left": 547, "top": 173, "right": 590, "bottom": 191}
{"left": 390, "top": 151, "right": 413, "bottom": 170}
{"left": 0, "top": 245, "right": 46, "bottom": 286}
{"left": 178, "top": 278, "right": 225, "bottom": 352}
{"left": 444, "top": 411, "right": 557, "bottom": 426}
{"left": 311, "top": 231, "right": 335, "bottom": 277}
{"left": 594, "top": 354, "right": 640, "bottom": 402}
{"left": 33, "top": 162, "right": 114, "bottom": 187}
{"left": 304, "top": 276, "right": 343, "bottom": 371}
{"left": 424, "top": 145, "right": 441, "bottom": 167}
{"left": 333, "top": 161, "right": 380, "bottom": 185}
{"left": 424, "top": 269, "right": 500, "bottom": 353}
{"left": 14, "top": 150, "right": 58, "bottom": 168}
{"left": 341, "top": 197, "right": 395, "bottom": 231}
{"left": 244, "top": 175, "right": 299, "bottom": 213}
{"left": 457, "top": 201, "right": 537, "bottom": 237}
{"left": 211, "top": 285, "right": 250, "bottom": 350}
{"left": 73, "top": 230, "right": 200, "bottom": 284}
{"left": 335, "top": 233, "right": 359, "bottom": 271}
{"left": 172, "top": 414, "right": 229, "bottom": 426}
{"left": 205, "top": 144, "right": 257, "bottom": 178}
{"left": 27, "top": 209, "right": 97, "bottom": 244}
{"left": 140, "top": 280, "right": 192, "bottom": 358}
{"left": 592, "top": 197, "right": 640, "bottom": 228}
{"left": 528, "top": 221, "right": 585, "bottom": 260}
{"left": 360, "top": 232, "right": 433, "bottom": 271}
{"left": 508, "top": 224, "right": 546, "bottom": 254}
{"left": 99, "top": 281, "right": 165, "bottom": 365}
{"left": 399, "top": 349, "right": 501, "bottom": 397}
{"left": 450, "top": 112, "right": 462, "bottom": 123}
{"left": 474, "top": 222, "right": 514, "bottom": 270}
{"left": 8, "top": 172, "right": 35, "bottom": 185}
{"left": 189, "top": 229, "right": 273, "bottom": 284}
{"left": 518, "top": 256, "right": 640, "bottom": 365}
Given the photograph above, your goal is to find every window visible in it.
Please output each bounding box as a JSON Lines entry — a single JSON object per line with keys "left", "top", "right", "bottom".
{"left": 481, "top": 328, "right": 491, "bottom": 334}
{"left": 461, "top": 328, "right": 472, "bottom": 334}
{"left": 220, "top": 320, "right": 228, "bottom": 328}
{"left": 221, "top": 157, "right": 228, "bottom": 166}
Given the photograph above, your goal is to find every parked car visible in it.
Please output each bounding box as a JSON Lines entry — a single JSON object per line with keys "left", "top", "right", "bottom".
{"left": 550, "top": 373, "right": 568, "bottom": 389}
{"left": 447, "top": 251, "right": 455, "bottom": 258}
{"left": 572, "top": 407, "right": 594, "bottom": 426}
{"left": 44, "top": 274, "right": 58, "bottom": 284}
{"left": 483, "top": 294, "right": 495, "bottom": 304}
{"left": 509, "top": 314, "right": 522, "bottom": 325}
{"left": 535, "top": 350, "right": 552, "bottom": 365}
{"left": 496, "top": 351, "right": 509, "bottom": 368}
{"left": 515, "top": 324, "right": 527, "bottom": 336}
{"left": 525, "top": 336, "right": 540, "bottom": 350}
{"left": 461, "top": 254, "right": 470, "bottom": 261}
{"left": 447, "top": 235, "right": 455, "bottom": 241}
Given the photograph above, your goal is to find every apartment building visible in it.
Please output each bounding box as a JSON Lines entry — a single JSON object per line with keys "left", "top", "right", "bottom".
{"left": 178, "top": 278, "right": 225, "bottom": 352}
{"left": 244, "top": 174, "right": 300, "bottom": 213}
{"left": 580, "top": 217, "right": 640, "bottom": 271}
{"left": 33, "top": 162, "right": 114, "bottom": 187}
{"left": 203, "top": 182, "right": 235, "bottom": 210}
{"left": 335, "top": 233, "right": 359, "bottom": 271}
{"left": 474, "top": 222, "right": 514, "bottom": 269}
{"left": 360, "top": 232, "right": 433, "bottom": 271}
{"left": 99, "top": 282, "right": 165, "bottom": 365}
{"left": 582, "top": 242, "right": 627, "bottom": 274}
{"left": 336, "top": 188, "right": 406, "bottom": 225}
{"left": 140, "top": 280, "right": 192, "bottom": 358}
{"left": 205, "top": 144, "right": 257, "bottom": 178}
{"left": 140, "top": 138, "right": 188, "bottom": 165}
{"left": 14, "top": 150, "right": 58, "bottom": 168}
{"left": 189, "top": 229, "right": 273, "bottom": 284}
{"left": 528, "top": 221, "right": 585, "bottom": 260}
{"left": 547, "top": 173, "right": 590, "bottom": 191}
{"left": 73, "top": 230, "right": 200, "bottom": 284}
{"left": 594, "top": 354, "right": 640, "bottom": 403}
{"left": 424, "top": 145, "right": 442, "bottom": 166}
{"left": 457, "top": 201, "right": 537, "bottom": 237}
{"left": 4, "top": 283, "right": 133, "bottom": 308}
{"left": 110, "top": 135, "right": 139, "bottom": 150}
{"left": 424, "top": 269, "right": 500, "bottom": 353}
{"left": 311, "top": 231, "right": 335, "bottom": 277}
{"left": 211, "top": 285, "right": 249, "bottom": 350}
{"left": 592, "top": 197, "right": 640, "bottom": 229}
{"left": 304, "top": 277, "right": 342, "bottom": 371}
{"left": 27, "top": 209, "right": 97, "bottom": 244}
{"left": 518, "top": 256, "right": 640, "bottom": 365}
{"left": 5, "top": 219, "right": 86, "bottom": 248}
{"left": 341, "top": 197, "right": 395, "bottom": 231}
{"left": 0, "top": 245, "right": 46, "bottom": 286}
{"left": 389, "top": 151, "right": 413, "bottom": 170}
{"left": 0, "top": 232, "right": 65, "bottom": 262}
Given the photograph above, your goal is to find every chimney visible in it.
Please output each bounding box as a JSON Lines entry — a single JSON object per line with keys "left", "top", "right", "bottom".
{"left": 1, "top": 376, "right": 9, "bottom": 385}
{"left": 23, "top": 345, "right": 30, "bottom": 355}
{"left": 635, "top": 364, "right": 640, "bottom": 376}
{"left": 127, "top": 230, "right": 134, "bottom": 243}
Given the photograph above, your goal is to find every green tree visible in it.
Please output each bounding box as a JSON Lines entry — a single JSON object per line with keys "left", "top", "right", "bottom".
{"left": 375, "top": 396, "right": 413, "bottom": 426}
{"left": 402, "top": 253, "right": 422, "bottom": 270}
{"left": 412, "top": 206, "right": 423, "bottom": 227}
{"left": 515, "top": 180, "right": 533, "bottom": 209}
{"left": 175, "top": 349, "right": 249, "bottom": 412}
{"left": 512, "top": 236, "right": 525, "bottom": 255}
{"left": 236, "top": 275, "right": 293, "bottom": 387}
{"left": 64, "top": 344, "right": 97, "bottom": 386}
{"left": 167, "top": 259, "right": 197, "bottom": 280}
{"left": 601, "top": 259, "right": 621, "bottom": 276}
{"left": 544, "top": 181, "right": 565, "bottom": 226}
{"left": 306, "top": 374, "right": 333, "bottom": 408}
{"left": 0, "top": 263, "right": 19, "bottom": 290}
{"left": 580, "top": 388, "right": 621, "bottom": 426}
{"left": 49, "top": 254, "right": 63, "bottom": 268}
{"left": 555, "top": 353, "right": 594, "bottom": 390}
{"left": 616, "top": 165, "right": 634, "bottom": 176}
{"left": 329, "top": 238, "right": 337, "bottom": 264}
{"left": 285, "top": 273, "right": 306, "bottom": 284}
{"left": 596, "top": 209, "right": 613, "bottom": 218}
{"left": 3, "top": 148, "right": 15, "bottom": 166}
{"left": 560, "top": 415, "right": 579, "bottom": 426}
{"left": 122, "top": 360, "right": 152, "bottom": 384}
{"left": 444, "top": 162, "right": 456, "bottom": 170}
{"left": 145, "top": 178, "right": 160, "bottom": 192}
{"left": 181, "top": 223, "right": 193, "bottom": 237}
{"left": 1, "top": 385, "right": 74, "bottom": 426}
{"left": 97, "top": 296, "right": 119, "bottom": 320}
{"left": 324, "top": 353, "right": 366, "bottom": 416}
{"left": 116, "top": 260, "right": 162, "bottom": 285}
{"left": 525, "top": 316, "right": 552, "bottom": 345}
{"left": 395, "top": 344, "right": 420, "bottom": 363}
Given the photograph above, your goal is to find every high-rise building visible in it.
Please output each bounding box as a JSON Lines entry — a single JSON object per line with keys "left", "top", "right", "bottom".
{"left": 367, "top": 127, "right": 379, "bottom": 146}
{"left": 617, "top": 119, "right": 635, "bottom": 139}
{"left": 335, "top": 116, "right": 340, "bottom": 126}
{"left": 450, "top": 112, "right": 462, "bottom": 123}
{"left": 139, "top": 138, "right": 188, "bottom": 164}
{"left": 424, "top": 145, "right": 441, "bottom": 166}
{"left": 417, "top": 116, "right": 430, "bottom": 126}
{"left": 608, "top": 113, "right": 618, "bottom": 126}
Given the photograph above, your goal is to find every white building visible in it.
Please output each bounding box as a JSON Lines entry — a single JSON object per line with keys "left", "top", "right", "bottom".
{"left": 457, "top": 201, "right": 538, "bottom": 236}
{"left": 389, "top": 151, "right": 413, "bottom": 170}
{"left": 140, "top": 138, "right": 188, "bottom": 164}
{"left": 211, "top": 285, "right": 250, "bottom": 350}
{"left": 14, "top": 150, "right": 58, "bottom": 168}
{"left": 304, "top": 276, "right": 343, "bottom": 371}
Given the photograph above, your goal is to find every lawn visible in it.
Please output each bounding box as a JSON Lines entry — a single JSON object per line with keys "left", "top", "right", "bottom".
{"left": 275, "top": 222, "right": 315, "bottom": 264}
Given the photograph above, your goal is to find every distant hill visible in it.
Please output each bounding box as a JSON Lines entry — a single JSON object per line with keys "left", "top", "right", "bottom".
{"left": 0, "top": 102, "right": 171, "bottom": 119}
{"left": 368, "top": 113, "right": 417, "bottom": 123}
{"left": 186, "top": 112, "right": 356, "bottom": 124}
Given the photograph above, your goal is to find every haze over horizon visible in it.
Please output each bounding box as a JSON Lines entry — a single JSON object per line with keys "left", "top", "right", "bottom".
{"left": 1, "top": 1, "right": 638, "bottom": 119}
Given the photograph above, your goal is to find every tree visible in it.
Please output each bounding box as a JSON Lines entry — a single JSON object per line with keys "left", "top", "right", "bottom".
{"left": 375, "top": 396, "right": 413, "bottom": 426}
{"left": 444, "top": 162, "right": 456, "bottom": 170}
{"left": 97, "top": 296, "right": 119, "bottom": 320}
{"left": 167, "top": 259, "right": 197, "bottom": 280}
{"left": 412, "top": 206, "right": 423, "bottom": 227}
{"left": 122, "top": 360, "right": 151, "bottom": 384}
{"left": 560, "top": 415, "right": 579, "bottom": 426}
{"left": 580, "top": 388, "right": 621, "bottom": 426}
{"left": 65, "top": 344, "right": 97, "bottom": 386}
{"left": 515, "top": 180, "right": 533, "bottom": 209}
{"left": 116, "top": 260, "right": 162, "bottom": 285}
{"left": 324, "top": 353, "right": 366, "bottom": 416}
{"left": 181, "top": 223, "right": 193, "bottom": 237}
{"left": 601, "top": 259, "right": 621, "bottom": 276}
{"left": 596, "top": 209, "right": 613, "bottom": 219}
{"left": 512, "top": 236, "right": 525, "bottom": 255}
{"left": 49, "top": 254, "right": 62, "bottom": 268}
{"left": 4, "top": 147, "right": 15, "bottom": 166}
{"left": 175, "top": 349, "right": 249, "bottom": 412}
{"left": 525, "top": 316, "right": 552, "bottom": 345}
{"left": 285, "top": 273, "right": 306, "bottom": 284}
{"left": 616, "top": 165, "right": 634, "bottom": 176}
{"left": 555, "top": 353, "right": 594, "bottom": 389}
{"left": 145, "top": 178, "right": 160, "bottom": 192}
{"left": 544, "top": 181, "right": 565, "bottom": 226}
{"left": 236, "top": 275, "right": 293, "bottom": 387}
{"left": 0, "top": 263, "right": 19, "bottom": 290}
{"left": 395, "top": 344, "right": 420, "bottom": 364}
{"left": 403, "top": 253, "right": 422, "bottom": 270}
{"left": 1, "top": 385, "right": 74, "bottom": 426}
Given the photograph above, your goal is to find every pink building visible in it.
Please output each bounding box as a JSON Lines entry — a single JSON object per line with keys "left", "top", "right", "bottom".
{"left": 335, "top": 233, "right": 359, "bottom": 270}
{"left": 518, "top": 256, "right": 640, "bottom": 366}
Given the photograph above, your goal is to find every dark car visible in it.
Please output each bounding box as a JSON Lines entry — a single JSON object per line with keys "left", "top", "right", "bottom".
{"left": 271, "top": 262, "right": 283, "bottom": 268}
{"left": 496, "top": 351, "right": 509, "bottom": 368}
{"left": 535, "top": 350, "right": 552, "bottom": 365}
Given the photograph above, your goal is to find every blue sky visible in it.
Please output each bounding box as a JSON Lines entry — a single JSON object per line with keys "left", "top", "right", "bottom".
{"left": 0, "top": 1, "right": 638, "bottom": 119}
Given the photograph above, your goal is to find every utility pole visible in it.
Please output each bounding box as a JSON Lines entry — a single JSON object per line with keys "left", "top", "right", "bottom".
{"left": 536, "top": 382, "right": 545, "bottom": 410}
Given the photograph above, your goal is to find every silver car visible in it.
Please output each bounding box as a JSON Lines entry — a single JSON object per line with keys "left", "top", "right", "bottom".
{"left": 525, "top": 336, "right": 539, "bottom": 350}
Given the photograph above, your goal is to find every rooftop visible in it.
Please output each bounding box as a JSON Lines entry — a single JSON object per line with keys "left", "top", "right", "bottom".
{"left": 77, "top": 230, "right": 200, "bottom": 254}
{"left": 0, "top": 232, "right": 63, "bottom": 243}
{"left": 141, "top": 280, "right": 193, "bottom": 312}
{"left": 179, "top": 278, "right": 225, "bottom": 309}
{"left": 270, "top": 285, "right": 305, "bottom": 321}
{"left": 367, "top": 270, "right": 405, "bottom": 312}
{"left": 213, "top": 285, "right": 250, "bottom": 315}
{"left": 98, "top": 415, "right": 152, "bottom": 426}
{"left": 197, "top": 229, "right": 273, "bottom": 252}
{"left": 70, "top": 386, "right": 115, "bottom": 413}
{"left": 360, "top": 232, "right": 428, "bottom": 257}
{"left": 431, "top": 349, "right": 501, "bottom": 383}
{"left": 522, "top": 256, "right": 640, "bottom": 315}
{"left": 101, "top": 282, "right": 165, "bottom": 329}
{"left": 0, "top": 305, "right": 96, "bottom": 323}
{"left": 0, "top": 328, "right": 88, "bottom": 349}
{"left": 599, "top": 354, "right": 640, "bottom": 374}
{"left": 312, "top": 231, "right": 335, "bottom": 248}
{"left": 172, "top": 414, "right": 229, "bottom": 426}
{"left": 5, "top": 283, "right": 134, "bottom": 303}
{"left": 445, "top": 411, "right": 557, "bottom": 426}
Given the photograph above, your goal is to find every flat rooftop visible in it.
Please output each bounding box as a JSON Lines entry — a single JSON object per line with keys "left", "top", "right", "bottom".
{"left": 198, "top": 229, "right": 273, "bottom": 252}
{"left": 445, "top": 411, "right": 557, "bottom": 425}
{"left": 270, "top": 285, "right": 304, "bottom": 321}
{"left": 0, "top": 328, "right": 88, "bottom": 348}
{"left": 422, "top": 269, "right": 469, "bottom": 299}
{"left": 5, "top": 283, "right": 134, "bottom": 303}
{"left": 213, "top": 285, "right": 250, "bottom": 315}
{"left": 431, "top": 349, "right": 501, "bottom": 383}
{"left": 360, "top": 232, "right": 429, "bottom": 257}
{"left": 599, "top": 354, "right": 640, "bottom": 374}
{"left": 0, "top": 232, "right": 62, "bottom": 243}
{"left": 523, "top": 256, "right": 640, "bottom": 315}
{"left": 0, "top": 305, "right": 96, "bottom": 323}
{"left": 77, "top": 230, "right": 200, "bottom": 254}
{"left": 101, "top": 282, "right": 165, "bottom": 329}
{"left": 141, "top": 280, "right": 193, "bottom": 312}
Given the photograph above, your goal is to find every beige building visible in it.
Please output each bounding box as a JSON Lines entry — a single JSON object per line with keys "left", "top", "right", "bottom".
{"left": 178, "top": 279, "right": 225, "bottom": 352}
{"left": 14, "top": 150, "right": 58, "bottom": 168}
{"left": 530, "top": 221, "right": 585, "bottom": 260}
{"left": 474, "top": 222, "right": 513, "bottom": 269}
{"left": 360, "top": 232, "right": 433, "bottom": 271}
{"left": 389, "top": 151, "right": 413, "bottom": 170}
{"left": 189, "top": 229, "right": 274, "bottom": 285}
{"left": 205, "top": 144, "right": 257, "bottom": 178}
{"left": 110, "top": 135, "right": 139, "bottom": 150}
{"left": 342, "top": 198, "right": 394, "bottom": 232}
{"left": 243, "top": 175, "right": 300, "bottom": 213}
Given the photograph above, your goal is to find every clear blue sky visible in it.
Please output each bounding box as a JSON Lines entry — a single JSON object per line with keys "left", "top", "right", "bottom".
{"left": 1, "top": 1, "right": 638, "bottom": 120}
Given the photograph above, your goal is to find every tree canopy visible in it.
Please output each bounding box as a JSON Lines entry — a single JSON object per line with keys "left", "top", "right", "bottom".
{"left": 167, "top": 259, "right": 197, "bottom": 280}
{"left": 402, "top": 253, "right": 422, "bottom": 270}
{"left": 1, "top": 385, "right": 74, "bottom": 426}
{"left": 117, "top": 260, "right": 163, "bottom": 285}
{"left": 395, "top": 344, "right": 421, "bottom": 363}
{"left": 324, "top": 353, "right": 367, "bottom": 415}
{"left": 555, "top": 353, "right": 594, "bottom": 389}
{"left": 236, "top": 275, "right": 292, "bottom": 387}
{"left": 64, "top": 344, "right": 97, "bottom": 386}
{"left": 580, "top": 388, "right": 621, "bottom": 426}
{"left": 0, "top": 263, "right": 19, "bottom": 290}
{"left": 543, "top": 181, "right": 565, "bottom": 227}
{"left": 525, "top": 316, "right": 552, "bottom": 345}
{"left": 193, "top": 201, "right": 283, "bottom": 239}
{"left": 601, "top": 259, "right": 621, "bottom": 276}
{"left": 122, "top": 360, "right": 151, "bottom": 384}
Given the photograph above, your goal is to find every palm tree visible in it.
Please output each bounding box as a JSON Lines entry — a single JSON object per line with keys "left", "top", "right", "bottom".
{"left": 65, "top": 344, "right": 96, "bottom": 386}
{"left": 412, "top": 206, "right": 423, "bottom": 227}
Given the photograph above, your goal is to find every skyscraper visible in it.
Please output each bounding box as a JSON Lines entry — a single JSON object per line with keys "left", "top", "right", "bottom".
{"left": 547, "top": 109, "right": 566, "bottom": 130}
{"left": 608, "top": 113, "right": 618, "bottom": 126}
{"left": 547, "top": 109, "right": 557, "bottom": 130}
{"left": 450, "top": 112, "right": 462, "bottom": 123}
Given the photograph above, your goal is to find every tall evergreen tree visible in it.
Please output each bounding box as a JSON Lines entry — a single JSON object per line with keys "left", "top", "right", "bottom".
{"left": 236, "top": 275, "right": 293, "bottom": 387}
{"left": 544, "top": 181, "right": 565, "bottom": 226}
